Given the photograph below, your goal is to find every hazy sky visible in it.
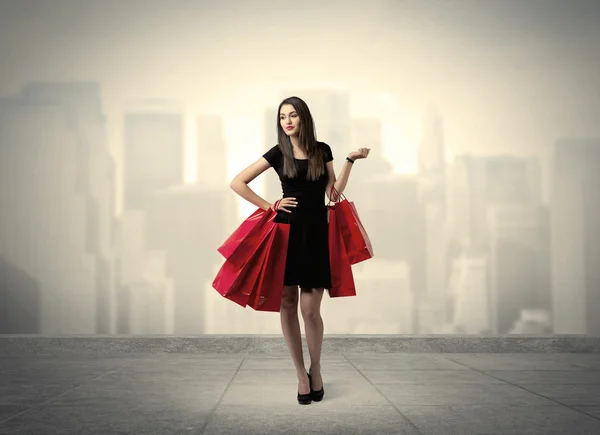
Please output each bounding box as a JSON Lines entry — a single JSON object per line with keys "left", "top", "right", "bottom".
{"left": 1, "top": 0, "right": 599, "bottom": 179}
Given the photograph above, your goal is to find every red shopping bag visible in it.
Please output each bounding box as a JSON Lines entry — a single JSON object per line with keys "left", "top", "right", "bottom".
{"left": 327, "top": 203, "right": 356, "bottom": 298}
{"left": 212, "top": 201, "right": 290, "bottom": 311}
{"left": 217, "top": 200, "right": 282, "bottom": 268}
{"left": 246, "top": 222, "right": 290, "bottom": 312}
{"left": 217, "top": 208, "right": 263, "bottom": 260}
{"left": 212, "top": 225, "right": 275, "bottom": 308}
{"left": 330, "top": 186, "right": 373, "bottom": 265}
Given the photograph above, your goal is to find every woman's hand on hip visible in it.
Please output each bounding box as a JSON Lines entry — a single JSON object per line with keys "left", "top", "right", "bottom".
{"left": 273, "top": 197, "right": 297, "bottom": 213}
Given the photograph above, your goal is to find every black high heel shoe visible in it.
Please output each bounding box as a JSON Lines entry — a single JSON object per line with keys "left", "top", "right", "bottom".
{"left": 308, "top": 368, "right": 324, "bottom": 402}
{"left": 297, "top": 373, "right": 312, "bottom": 405}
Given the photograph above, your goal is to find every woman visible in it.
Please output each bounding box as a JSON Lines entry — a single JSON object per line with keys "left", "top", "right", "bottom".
{"left": 229, "top": 96, "right": 369, "bottom": 404}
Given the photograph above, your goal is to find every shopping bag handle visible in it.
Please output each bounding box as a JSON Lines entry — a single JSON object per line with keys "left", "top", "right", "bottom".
{"left": 327, "top": 185, "right": 346, "bottom": 205}
{"left": 271, "top": 199, "right": 282, "bottom": 211}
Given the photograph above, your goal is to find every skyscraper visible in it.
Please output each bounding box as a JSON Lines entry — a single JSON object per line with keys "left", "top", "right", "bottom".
{"left": 487, "top": 204, "right": 550, "bottom": 333}
{"left": 447, "top": 153, "right": 547, "bottom": 334}
{"left": 0, "top": 81, "right": 114, "bottom": 333}
{"left": 417, "top": 105, "right": 450, "bottom": 332}
{"left": 115, "top": 210, "right": 174, "bottom": 334}
{"left": 25, "top": 82, "right": 118, "bottom": 333}
{"left": 144, "top": 184, "right": 237, "bottom": 334}
{"left": 123, "top": 106, "right": 184, "bottom": 211}
{"left": 349, "top": 118, "right": 394, "bottom": 185}
{"left": 196, "top": 114, "right": 228, "bottom": 190}
{"left": 550, "top": 138, "right": 600, "bottom": 334}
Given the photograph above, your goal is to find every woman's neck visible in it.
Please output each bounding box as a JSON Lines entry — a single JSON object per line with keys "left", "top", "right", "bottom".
{"left": 290, "top": 135, "right": 300, "bottom": 148}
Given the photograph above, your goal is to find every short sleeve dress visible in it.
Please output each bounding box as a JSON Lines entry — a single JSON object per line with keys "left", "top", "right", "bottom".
{"left": 262, "top": 142, "right": 334, "bottom": 290}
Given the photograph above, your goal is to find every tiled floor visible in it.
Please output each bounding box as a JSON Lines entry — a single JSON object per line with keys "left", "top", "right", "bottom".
{"left": 2, "top": 352, "right": 600, "bottom": 434}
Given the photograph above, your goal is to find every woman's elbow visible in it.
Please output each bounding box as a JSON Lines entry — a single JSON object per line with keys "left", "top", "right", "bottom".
{"left": 229, "top": 176, "right": 245, "bottom": 191}
{"left": 325, "top": 184, "right": 334, "bottom": 200}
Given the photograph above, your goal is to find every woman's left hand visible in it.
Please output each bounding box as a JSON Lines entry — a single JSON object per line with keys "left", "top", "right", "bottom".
{"left": 348, "top": 147, "right": 370, "bottom": 161}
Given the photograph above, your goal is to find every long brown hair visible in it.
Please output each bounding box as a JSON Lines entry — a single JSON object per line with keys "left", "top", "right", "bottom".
{"left": 276, "top": 96, "right": 325, "bottom": 180}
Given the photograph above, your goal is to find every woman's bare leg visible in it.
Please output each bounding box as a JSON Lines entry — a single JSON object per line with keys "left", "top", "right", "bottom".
{"left": 300, "top": 287, "right": 325, "bottom": 390}
{"left": 280, "top": 285, "right": 309, "bottom": 394}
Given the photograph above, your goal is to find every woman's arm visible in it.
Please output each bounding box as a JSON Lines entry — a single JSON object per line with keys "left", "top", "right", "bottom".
{"left": 230, "top": 157, "right": 273, "bottom": 211}
{"left": 325, "top": 148, "right": 370, "bottom": 201}
{"left": 325, "top": 159, "right": 353, "bottom": 201}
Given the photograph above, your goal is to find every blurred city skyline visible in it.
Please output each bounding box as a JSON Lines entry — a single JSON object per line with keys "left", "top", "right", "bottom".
{"left": 1, "top": 0, "right": 599, "bottom": 336}
{"left": 2, "top": 1, "right": 600, "bottom": 208}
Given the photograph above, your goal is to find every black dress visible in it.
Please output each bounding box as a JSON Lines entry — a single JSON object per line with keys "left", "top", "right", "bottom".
{"left": 262, "top": 142, "right": 333, "bottom": 290}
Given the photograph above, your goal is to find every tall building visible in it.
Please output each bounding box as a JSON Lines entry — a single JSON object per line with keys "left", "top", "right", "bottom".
{"left": 143, "top": 184, "right": 237, "bottom": 334}
{"left": 23, "top": 82, "right": 120, "bottom": 334}
{"left": 447, "top": 153, "right": 546, "bottom": 334}
{"left": 446, "top": 156, "right": 473, "bottom": 244}
{"left": 418, "top": 105, "right": 446, "bottom": 185}
{"left": 448, "top": 249, "right": 490, "bottom": 334}
{"left": 123, "top": 107, "right": 184, "bottom": 211}
{"left": 417, "top": 105, "right": 450, "bottom": 332}
{"left": 348, "top": 118, "right": 394, "bottom": 189}
{"left": 115, "top": 210, "right": 174, "bottom": 334}
{"left": 452, "top": 155, "right": 542, "bottom": 245}
{"left": 196, "top": 114, "right": 228, "bottom": 189}
{"left": 487, "top": 204, "right": 550, "bottom": 333}
{"left": 118, "top": 103, "right": 187, "bottom": 332}
{"left": 550, "top": 138, "right": 600, "bottom": 334}
{"left": 0, "top": 82, "right": 116, "bottom": 333}
{"left": 0, "top": 81, "right": 116, "bottom": 334}
{"left": 321, "top": 258, "right": 414, "bottom": 334}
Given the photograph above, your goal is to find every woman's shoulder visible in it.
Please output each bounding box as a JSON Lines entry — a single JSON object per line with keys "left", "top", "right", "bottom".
{"left": 317, "top": 141, "right": 334, "bottom": 162}
{"left": 262, "top": 144, "right": 282, "bottom": 167}
{"left": 266, "top": 144, "right": 282, "bottom": 154}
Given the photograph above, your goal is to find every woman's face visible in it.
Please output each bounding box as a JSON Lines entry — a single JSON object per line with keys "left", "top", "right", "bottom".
{"left": 279, "top": 104, "right": 300, "bottom": 136}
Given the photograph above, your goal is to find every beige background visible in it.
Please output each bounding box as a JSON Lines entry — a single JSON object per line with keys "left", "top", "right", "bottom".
{"left": 1, "top": 0, "right": 599, "bottom": 335}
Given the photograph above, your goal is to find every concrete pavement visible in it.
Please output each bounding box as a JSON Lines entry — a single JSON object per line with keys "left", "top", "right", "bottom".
{"left": 1, "top": 337, "right": 600, "bottom": 434}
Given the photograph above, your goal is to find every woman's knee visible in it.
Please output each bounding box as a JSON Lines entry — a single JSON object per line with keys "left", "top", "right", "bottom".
{"left": 280, "top": 286, "right": 299, "bottom": 312}
{"left": 301, "top": 307, "right": 321, "bottom": 323}
{"left": 300, "top": 289, "right": 323, "bottom": 322}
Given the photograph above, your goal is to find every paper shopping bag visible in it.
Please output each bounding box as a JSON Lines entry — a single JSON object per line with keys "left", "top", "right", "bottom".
{"left": 330, "top": 186, "right": 374, "bottom": 265}
{"left": 247, "top": 222, "right": 290, "bottom": 312}
{"left": 327, "top": 204, "right": 357, "bottom": 298}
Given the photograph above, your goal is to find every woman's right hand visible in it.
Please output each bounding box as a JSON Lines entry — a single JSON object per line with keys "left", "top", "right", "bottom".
{"left": 273, "top": 197, "right": 297, "bottom": 213}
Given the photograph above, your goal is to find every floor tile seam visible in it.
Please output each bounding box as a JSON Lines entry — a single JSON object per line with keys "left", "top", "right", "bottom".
{"left": 206, "top": 404, "right": 403, "bottom": 408}
{"left": 450, "top": 404, "right": 575, "bottom": 408}
{"left": 571, "top": 364, "right": 600, "bottom": 371}
{"left": 340, "top": 353, "right": 423, "bottom": 435}
{"left": 444, "top": 356, "right": 600, "bottom": 421}
{"left": 439, "top": 360, "right": 588, "bottom": 374}
{"left": 446, "top": 403, "right": 600, "bottom": 426}
{"left": 238, "top": 368, "right": 475, "bottom": 371}
{"left": 402, "top": 404, "right": 583, "bottom": 408}
{"left": 479, "top": 369, "right": 597, "bottom": 372}
{"left": 366, "top": 382, "right": 510, "bottom": 386}
{"left": 493, "top": 382, "right": 600, "bottom": 386}
{"left": 186, "top": 351, "right": 249, "bottom": 435}
{"left": 445, "top": 403, "right": 562, "bottom": 425}
{"left": 0, "top": 368, "right": 124, "bottom": 427}
{"left": 440, "top": 405, "right": 473, "bottom": 425}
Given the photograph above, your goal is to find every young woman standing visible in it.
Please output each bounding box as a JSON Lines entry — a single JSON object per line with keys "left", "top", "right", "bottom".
{"left": 229, "top": 96, "right": 370, "bottom": 404}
